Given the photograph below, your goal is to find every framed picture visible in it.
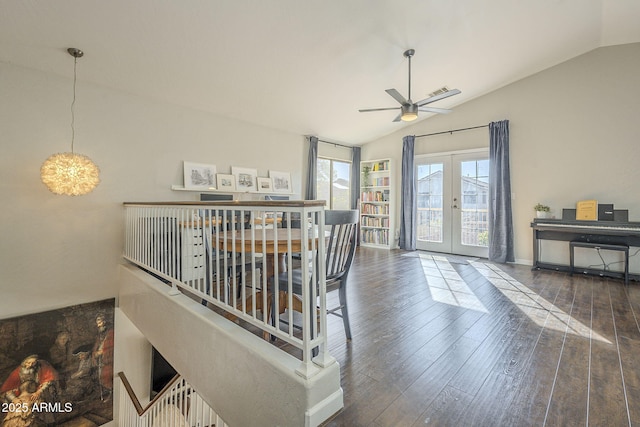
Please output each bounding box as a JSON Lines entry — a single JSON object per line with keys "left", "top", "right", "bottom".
{"left": 257, "top": 177, "right": 273, "bottom": 192}
{"left": 216, "top": 173, "right": 236, "bottom": 191}
{"left": 0, "top": 299, "right": 115, "bottom": 425}
{"left": 232, "top": 166, "right": 258, "bottom": 192}
{"left": 269, "top": 170, "right": 292, "bottom": 193}
{"left": 184, "top": 161, "right": 216, "bottom": 190}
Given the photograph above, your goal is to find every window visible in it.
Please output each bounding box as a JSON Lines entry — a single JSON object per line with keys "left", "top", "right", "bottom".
{"left": 317, "top": 157, "right": 351, "bottom": 209}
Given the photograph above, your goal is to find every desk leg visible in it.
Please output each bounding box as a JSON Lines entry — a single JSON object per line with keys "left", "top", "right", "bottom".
{"left": 569, "top": 242, "right": 574, "bottom": 276}
{"left": 532, "top": 229, "right": 540, "bottom": 269}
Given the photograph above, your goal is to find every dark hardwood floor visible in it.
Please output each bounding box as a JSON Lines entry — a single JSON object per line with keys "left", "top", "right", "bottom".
{"left": 317, "top": 247, "right": 640, "bottom": 427}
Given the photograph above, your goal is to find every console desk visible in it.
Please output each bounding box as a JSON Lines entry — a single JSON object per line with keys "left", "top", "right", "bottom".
{"left": 531, "top": 218, "right": 640, "bottom": 282}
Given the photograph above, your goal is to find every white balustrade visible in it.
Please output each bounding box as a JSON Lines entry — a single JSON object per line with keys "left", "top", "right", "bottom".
{"left": 118, "top": 372, "right": 228, "bottom": 427}
{"left": 123, "top": 201, "right": 330, "bottom": 372}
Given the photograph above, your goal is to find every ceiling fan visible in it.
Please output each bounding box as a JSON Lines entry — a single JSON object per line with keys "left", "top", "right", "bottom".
{"left": 359, "top": 49, "right": 461, "bottom": 122}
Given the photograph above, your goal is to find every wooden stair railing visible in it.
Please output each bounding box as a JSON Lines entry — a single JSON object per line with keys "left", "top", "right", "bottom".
{"left": 117, "top": 371, "right": 182, "bottom": 416}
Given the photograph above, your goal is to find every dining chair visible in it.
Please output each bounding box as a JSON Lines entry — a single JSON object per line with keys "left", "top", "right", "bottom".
{"left": 273, "top": 209, "right": 358, "bottom": 341}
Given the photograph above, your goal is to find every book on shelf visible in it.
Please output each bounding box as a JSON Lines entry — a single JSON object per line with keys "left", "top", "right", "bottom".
{"left": 361, "top": 190, "right": 390, "bottom": 202}
{"left": 361, "top": 229, "right": 389, "bottom": 245}
{"left": 361, "top": 203, "right": 389, "bottom": 215}
{"left": 360, "top": 216, "right": 390, "bottom": 228}
{"left": 370, "top": 161, "right": 389, "bottom": 172}
{"left": 371, "top": 176, "right": 389, "bottom": 187}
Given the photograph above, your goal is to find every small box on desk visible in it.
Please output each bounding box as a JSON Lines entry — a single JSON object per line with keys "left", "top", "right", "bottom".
{"left": 614, "top": 210, "right": 629, "bottom": 222}
{"left": 576, "top": 200, "right": 598, "bottom": 220}
{"left": 562, "top": 209, "right": 576, "bottom": 221}
{"left": 598, "top": 204, "right": 614, "bottom": 221}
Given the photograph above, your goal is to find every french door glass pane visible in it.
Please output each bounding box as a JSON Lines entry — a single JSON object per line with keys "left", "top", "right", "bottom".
{"left": 460, "top": 159, "right": 489, "bottom": 247}
{"left": 417, "top": 163, "right": 443, "bottom": 242}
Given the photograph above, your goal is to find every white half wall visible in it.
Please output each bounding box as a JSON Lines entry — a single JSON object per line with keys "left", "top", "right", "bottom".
{"left": 118, "top": 264, "right": 343, "bottom": 427}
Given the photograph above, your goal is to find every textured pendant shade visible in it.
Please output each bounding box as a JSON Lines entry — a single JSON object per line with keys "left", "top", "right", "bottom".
{"left": 41, "top": 48, "right": 100, "bottom": 196}
{"left": 41, "top": 152, "right": 100, "bottom": 195}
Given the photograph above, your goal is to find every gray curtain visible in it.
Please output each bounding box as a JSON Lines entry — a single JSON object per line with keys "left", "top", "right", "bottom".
{"left": 399, "top": 135, "right": 416, "bottom": 250}
{"left": 305, "top": 136, "right": 318, "bottom": 200}
{"left": 350, "top": 146, "right": 361, "bottom": 210}
{"left": 488, "top": 120, "right": 515, "bottom": 262}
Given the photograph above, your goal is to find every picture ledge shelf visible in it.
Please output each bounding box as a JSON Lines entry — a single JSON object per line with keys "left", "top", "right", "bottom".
{"left": 171, "top": 185, "right": 293, "bottom": 195}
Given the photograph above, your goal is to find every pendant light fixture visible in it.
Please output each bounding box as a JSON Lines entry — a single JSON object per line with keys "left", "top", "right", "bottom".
{"left": 41, "top": 48, "right": 100, "bottom": 196}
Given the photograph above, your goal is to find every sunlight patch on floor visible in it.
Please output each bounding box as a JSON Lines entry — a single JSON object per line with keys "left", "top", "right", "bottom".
{"left": 469, "top": 261, "right": 611, "bottom": 344}
{"left": 419, "top": 254, "right": 489, "bottom": 313}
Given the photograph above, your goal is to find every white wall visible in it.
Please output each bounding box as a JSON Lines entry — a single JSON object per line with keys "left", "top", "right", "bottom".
{"left": 0, "top": 61, "right": 305, "bottom": 318}
{"left": 363, "top": 42, "right": 640, "bottom": 268}
{"left": 0, "top": 60, "right": 306, "bottom": 423}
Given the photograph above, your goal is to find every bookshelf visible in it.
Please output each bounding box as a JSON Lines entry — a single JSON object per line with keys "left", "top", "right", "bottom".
{"left": 360, "top": 158, "right": 393, "bottom": 249}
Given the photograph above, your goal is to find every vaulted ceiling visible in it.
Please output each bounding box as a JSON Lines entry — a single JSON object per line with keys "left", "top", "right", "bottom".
{"left": 1, "top": 1, "right": 639, "bottom": 144}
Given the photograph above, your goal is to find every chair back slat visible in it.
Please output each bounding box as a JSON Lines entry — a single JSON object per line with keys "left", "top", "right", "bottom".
{"left": 324, "top": 210, "right": 358, "bottom": 282}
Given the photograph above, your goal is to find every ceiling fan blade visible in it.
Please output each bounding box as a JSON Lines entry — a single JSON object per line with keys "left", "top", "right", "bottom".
{"left": 392, "top": 113, "right": 402, "bottom": 122}
{"left": 385, "top": 88, "right": 408, "bottom": 105}
{"left": 359, "top": 107, "right": 400, "bottom": 113}
{"left": 416, "top": 88, "right": 461, "bottom": 106}
{"left": 418, "top": 107, "right": 452, "bottom": 114}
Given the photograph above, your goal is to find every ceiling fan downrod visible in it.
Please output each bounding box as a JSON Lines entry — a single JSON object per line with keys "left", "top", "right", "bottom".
{"left": 404, "top": 49, "right": 415, "bottom": 102}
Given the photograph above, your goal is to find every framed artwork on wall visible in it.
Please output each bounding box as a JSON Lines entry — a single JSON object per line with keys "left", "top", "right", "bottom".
{"left": 0, "top": 298, "right": 116, "bottom": 426}
{"left": 257, "top": 177, "right": 273, "bottom": 193}
{"left": 183, "top": 161, "right": 216, "bottom": 190}
{"left": 269, "top": 170, "right": 292, "bottom": 193}
{"left": 216, "top": 173, "right": 236, "bottom": 191}
{"left": 232, "top": 166, "right": 258, "bottom": 192}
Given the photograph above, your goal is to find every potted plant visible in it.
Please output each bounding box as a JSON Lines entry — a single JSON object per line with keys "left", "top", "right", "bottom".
{"left": 362, "top": 165, "right": 371, "bottom": 187}
{"left": 534, "top": 203, "right": 551, "bottom": 218}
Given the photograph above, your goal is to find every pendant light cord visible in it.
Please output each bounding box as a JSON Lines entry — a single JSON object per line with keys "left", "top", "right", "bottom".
{"left": 70, "top": 55, "right": 78, "bottom": 154}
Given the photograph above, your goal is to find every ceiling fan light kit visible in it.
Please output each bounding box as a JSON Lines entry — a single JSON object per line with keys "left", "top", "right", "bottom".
{"left": 359, "top": 49, "right": 461, "bottom": 122}
{"left": 401, "top": 104, "right": 418, "bottom": 122}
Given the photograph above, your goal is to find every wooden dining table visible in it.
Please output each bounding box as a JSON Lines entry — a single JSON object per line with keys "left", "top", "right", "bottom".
{"left": 215, "top": 228, "right": 320, "bottom": 337}
{"left": 219, "top": 228, "right": 319, "bottom": 275}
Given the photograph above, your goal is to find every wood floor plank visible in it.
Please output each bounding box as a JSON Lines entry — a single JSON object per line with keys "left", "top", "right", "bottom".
{"left": 490, "top": 272, "right": 563, "bottom": 379}
{"left": 494, "top": 272, "right": 575, "bottom": 426}
{"left": 410, "top": 386, "right": 475, "bottom": 427}
{"left": 609, "top": 282, "right": 640, "bottom": 340}
{"left": 618, "top": 337, "right": 640, "bottom": 425}
{"left": 373, "top": 337, "right": 481, "bottom": 426}
{"left": 542, "top": 280, "right": 591, "bottom": 426}
{"left": 448, "top": 303, "right": 527, "bottom": 395}
{"left": 369, "top": 308, "right": 484, "bottom": 392}
{"left": 317, "top": 248, "right": 640, "bottom": 427}
{"left": 588, "top": 279, "right": 629, "bottom": 427}
{"left": 323, "top": 371, "right": 402, "bottom": 427}
{"left": 454, "top": 370, "right": 520, "bottom": 427}
{"left": 497, "top": 328, "right": 565, "bottom": 426}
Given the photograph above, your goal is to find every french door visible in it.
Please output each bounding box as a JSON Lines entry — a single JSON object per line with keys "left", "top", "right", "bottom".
{"left": 415, "top": 150, "right": 489, "bottom": 258}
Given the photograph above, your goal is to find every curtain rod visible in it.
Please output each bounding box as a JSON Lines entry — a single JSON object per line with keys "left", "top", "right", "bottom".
{"left": 317, "top": 138, "right": 354, "bottom": 149}
{"left": 415, "top": 124, "right": 488, "bottom": 138}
